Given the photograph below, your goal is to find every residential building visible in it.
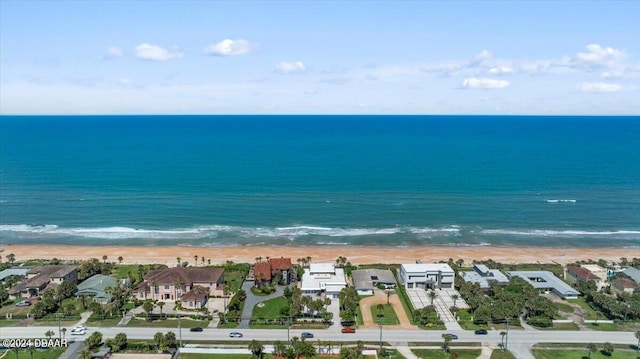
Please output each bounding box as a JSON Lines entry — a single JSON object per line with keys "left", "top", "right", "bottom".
{"left": 565, "top": 266, "right": 604, "bottom": 289}
{"left": 180, "top": 286, "right": 209, "bottom": 309}
{"left": 612, "top": 278, "right": 639, "bottom": 294}
{"left": 0, "top": 267, "right": 29, "bottom": 284}
{"left": 300, "top": 263, "right": 347, "bottom": 298}
{"left": 507, "top": 271, "right": 580, "bottom": 299}
{"left": 75, "top": 274, "right": 119, "bottom": 304}
{"left": 133, "top": 267, "right": 224, "bottom": 307}
{"left": 398, "top": 263, "right": 454, "bottom": 289}
{"left": 622, "top": 267, "right": 640, "bottom": 284}
{"left": 351, "top": 269, "right": 396, "bottom": 295}
{"left": 253, "top": 257, "right": 292, "bottom": 286}
{"left": 462, "top": 264, "right": 510, "bottom": 290}
{"left": 8, "top": 265, "right": 77, "bottom": 299}
{"left": 581, "top": 264, "right": 609, "bottom": 282}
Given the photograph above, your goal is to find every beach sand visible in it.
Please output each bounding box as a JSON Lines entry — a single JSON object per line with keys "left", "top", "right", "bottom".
{"left": 1, "top": 244, "right": 635, "bottom": 266}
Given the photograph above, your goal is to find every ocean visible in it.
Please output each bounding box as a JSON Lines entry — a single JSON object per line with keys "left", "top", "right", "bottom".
{"left": 1, "top": 115, "right": 639, "bottom": 248}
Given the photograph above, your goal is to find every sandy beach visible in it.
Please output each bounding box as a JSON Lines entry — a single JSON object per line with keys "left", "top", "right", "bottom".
{"left": 1, "top": 244, "right": 636, "bottom": 266}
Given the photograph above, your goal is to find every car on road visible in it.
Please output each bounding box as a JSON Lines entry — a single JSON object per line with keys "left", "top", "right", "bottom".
{"left": 71, "top": 325, "right": 86, "bottom": 333}
{"left": 70, "top": 329, "right": 85, "bottom": 336}
{"left": 301, "top": 332, "right": 314, "bottom": 339}
{"left": 474, "top": 329, "right": 488, "bottom": 335}
{"left": 229, "top": 332, "right": 243, "bottom": 338}
{"left": 445, "top": 333, "right": 458, "bottom": 339}
{"left": 341, "top": 327, "right": 356, "bottom": 334}
{"left": 190, "top": 327, "right": 203, "bottom": 332}
{"left": 16, "top": 300, "right": 31, "bottom": 307}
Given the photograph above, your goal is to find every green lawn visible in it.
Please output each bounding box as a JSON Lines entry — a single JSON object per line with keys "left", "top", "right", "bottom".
{"left": 456, "top": 309, "right": 489, "bottom": 331}
{"left": 412, "top": 349, "right": 481, "bottom": 359}
{"left": 126, "top": 317, "right": 209, "bottom": 328}
{"left": 111, "top": 264, "right": 143, "bottom": 280}
{"left": 219, "top": 264, "right": 251, "bottom": 293}
{"left": 586, "top": 322, "right": 618, "bottom": 331}
{"left": 1, "top": 348, "right": 66, "bottom": 359}
{"left": 356, "top": 305, "right": 364, "bottom": 326}
{"left": 85, "top": 315, "right": 122, "bottom": 327}
{"left": 532, "top": 349, "right": 638, "bottom": 359}
{"left": 180, "top": 355, "right": 277, "bottom": 359}
{"left": 0, "top": 319, "right": 21, "bottom": 327}
{"left": 490, "top": 350, "right": 517, "bottom": 359}
{"left": 546, "top": 322, "right": 579, "bottom": 331}
{"left": 371, "top": 304, "right": 400, "bottom": 325}
{"left": 571, "top": 298, "right": 600, "bottom": 320}
{"left": 555, "top": 302, "right": 575, "bottom": 313}
{"left": 252, "top": 296, "right": 288, "bottom": 320}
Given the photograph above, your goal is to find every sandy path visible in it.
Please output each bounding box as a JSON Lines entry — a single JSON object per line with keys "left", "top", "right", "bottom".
{"left": 359, "top": 290, "right": 415, "bottom": 329}
{"left": 2, "top": 244, "right": 635, "bottom": 266}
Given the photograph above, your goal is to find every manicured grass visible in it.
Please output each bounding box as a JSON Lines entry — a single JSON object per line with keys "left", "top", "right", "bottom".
{"left": 180, "top": 355, "right": 279, "bottom": 359}
{"left": 371, "top": 304, "right": 400, "bottom": 325}
{"left": 85, "top": 315, "right": 122, "bottom": 327}
{"left": 412, "top": 349, "right": 481, "bottom": 359}
{"left": 587, "top": 322, "right": 618, "bottom": 331}
{"left": 392, "top": 273, "right": 416, "bottom": 325}
{"left": 456, "top": 310, "right": 488, "bottom": 331}
{"left": 126, "top": 317, "right": 209, "bottom": 328}
{"left": 2, "top": 348, "right": 66, "bottom": 359}
{"left": 219, "top": 264, "right": 251, "bottom": 293}
{"left": 252, "top": 296, "right": 288, "bottom": 321}
{"left": 532, "top": 349, "right": 637, "bottom": 359}
{"left": 540, "top": 322, "right": 579, "bottom": 331}
{"left": 111, "top": 264, "right": 143, "bottom": 280}
{"left": 0, "top": 302, "right": 32, "bottom": 317}
{"left": 555, "top": 302, "right": 575, "bottom": 313}
{"left": 490, "top": 350, "right": 517, "bottom": 359}
{"left": 356, "top": 305, "right": 364, "bottom": 326}
{"left": 0, "top": 319, "right": 20, "bottom": 327}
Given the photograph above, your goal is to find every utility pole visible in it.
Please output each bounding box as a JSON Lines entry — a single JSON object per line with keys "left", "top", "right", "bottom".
{"left": 57, "top": 314, "right": 61, "bottom": 341}
{"left": 379, "top": 316, "right": 383, "bottom": 351}
{"left": 178, "top": 314, "right": 183, "bottom": 348}
{"left": 505, "top": 318, "right": 509, "bottom": 351}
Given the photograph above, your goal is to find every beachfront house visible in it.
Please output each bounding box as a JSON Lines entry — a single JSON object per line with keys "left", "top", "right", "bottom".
{"left": 398, "top": 263, "right": 454, "bottom": 289}
{"left": 0, "top": 267, "right": 30, "bottom": 285}
{"left": 300, "top": 263, "right": 347, "bottom": 298}
{"left": 253, "top": 257, "right": 292, "bottom": 286}
{"left": 133, "top": 267, "right": 224, "bottom": 308}
{"left": 8, "top": 265, "right": 78, "bottom": 299}
{"left": 462, "top": 264, "right": 509, "bottom": 291}
{"left": 565, "top": 266, "right": 604, "bottom": 289}
{"left": 75, "top": 274, "right": 119, "bottom": 304}
{"left": 351, "top": 269, "right": 396, "bottom": 295}
{"left": 507, "top": 271, "right": 580, "bottom": 299}
{"left": 611, "top": 278, "right": 639, "bottom": 294}
{"left": 622, "top": 267, "right": 640, "bottom": 284}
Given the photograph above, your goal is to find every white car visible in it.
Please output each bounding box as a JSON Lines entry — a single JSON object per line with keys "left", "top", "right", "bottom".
{"left": 70, "top": 329, "right": 85, "bottom": 336}
{"left": 70, "top": 325, "right": 86, "bottom": 333}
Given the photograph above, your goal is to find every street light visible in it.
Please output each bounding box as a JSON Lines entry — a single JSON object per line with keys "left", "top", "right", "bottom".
{"left": 178, "top": 314, "right": 183, "bottom": 348}
{"left": 624, "top": 304, "right": 631, "bottom": 323}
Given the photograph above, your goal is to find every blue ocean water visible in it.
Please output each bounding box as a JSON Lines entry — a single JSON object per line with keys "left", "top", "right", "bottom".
{"left": 1, "top": 115, "right": 639, "bottom": 248}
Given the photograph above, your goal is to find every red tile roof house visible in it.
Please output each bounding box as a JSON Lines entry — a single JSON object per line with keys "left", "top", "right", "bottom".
{"left": 8, "top": 265, "right": 78, "bottom": 299}
{"left": 565, "top": 266, "right": 602, "bottom": 288}
{"left": 253, "top": 257, "right": 292, "bottom": 286}
{"left": 612, "top": 278, "right": 639, "bottom": 294}
{"left": 133, "top": 267, "right": 224, "bottom": 309}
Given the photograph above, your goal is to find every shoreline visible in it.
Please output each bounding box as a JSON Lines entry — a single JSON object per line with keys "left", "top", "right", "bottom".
{"left": 2, "top": 244, "right": 633, "bottom": 266}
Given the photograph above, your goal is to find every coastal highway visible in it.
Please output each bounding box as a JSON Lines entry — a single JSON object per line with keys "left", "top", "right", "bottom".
{"left": 3, "top": 327, "right": 638, "bottom": 350}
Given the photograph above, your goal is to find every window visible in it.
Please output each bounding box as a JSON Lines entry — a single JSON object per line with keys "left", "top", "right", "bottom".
{"left": 164, "top": 285, "right": 169, "bottom": 290}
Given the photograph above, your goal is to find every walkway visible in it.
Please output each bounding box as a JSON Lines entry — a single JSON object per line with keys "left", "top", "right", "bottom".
{"left": 406, "top": 289, "right": 462, "bottom": 330}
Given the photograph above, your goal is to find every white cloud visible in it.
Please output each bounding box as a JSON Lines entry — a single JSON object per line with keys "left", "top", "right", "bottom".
{"left": 203, "top": 39, "right": 257, "bottom": 56}
{"left": 107, "top": 46, "right": 124, "bottom": 58}
{"left": 576, "top": 44, "right": 624, "bottom": 67}
{"left": 601, "top": 70, "right": 624, "bottom": 79}
{"left": 275, "top": 61, "right": 306, "bottom": 74}
{"left": 134, "top": 44, "right": 183, "bottom": 61}
{"left": 488, "top": 66, "right": 514, "bottom": 75}
{"left": 462, "top": 78, "right": 510, "bottom": 89}
{"left": 475, "top": 49, "right": 492, "bottom": 61}
{"left": 576, "top": 82, "right": 622, "bottom": 93}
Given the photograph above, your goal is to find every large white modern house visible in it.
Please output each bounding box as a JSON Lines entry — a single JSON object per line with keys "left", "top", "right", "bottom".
{"left": 399, "top": 263, "right": 454, "bottom": 289}
{"left": 300, "top": 263, "right": 347, "bottom": 298}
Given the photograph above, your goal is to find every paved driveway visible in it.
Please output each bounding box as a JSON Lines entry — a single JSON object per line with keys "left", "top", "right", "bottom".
{"left": 238, "top": 281, "right": 289, "bottom": 329}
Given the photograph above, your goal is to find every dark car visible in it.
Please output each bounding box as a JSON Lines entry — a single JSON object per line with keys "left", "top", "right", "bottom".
{"left": 301, "top": 332, "right": 314, "bottom": 339}
{"left": 474, "top": 329, "right": 488, "bottom": 335}
{"left": 445, "top": 333, "right": 458, "bottom": 340}
{"left": 190, "top": 327, "right": 203, "bottom": 332}
{"left": 341, "top": 327, "right": 356, "bottom": 334}
{"left": 229, "top": 332, "right": 243, "bottom": 338}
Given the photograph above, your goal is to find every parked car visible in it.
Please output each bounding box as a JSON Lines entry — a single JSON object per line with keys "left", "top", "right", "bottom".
{"left": 474, "top": 329, "right": 488, "bottom": 335}
{"left": 445, "top": 333, "right": 458, "bottom": 340}
{"left": 229, "top": 332, "right": 243, "bottom": 338}
{"left": 341, "top": 327, "right": 356, "bottom": 334}
{"left": 16, "top": 300, "right": 31, "bottom": 307}
{"left": 301, "top": 332, "right": 314, "bottom": 339}
{"left": 190, "top": 327, "right": 203, "bottom": 332}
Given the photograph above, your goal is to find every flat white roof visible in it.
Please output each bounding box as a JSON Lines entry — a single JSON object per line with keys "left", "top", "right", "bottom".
{"left": 309, "top": 263, "right": 335, "bottom": 274}
{"left": 507, "top": 271, "right": 580, "bottom": 297}
{"left": 300, "top": 267, "right": 346, "bottom": 292}
{"left": 401, "top": 263, "right": 454, "bottom": 273}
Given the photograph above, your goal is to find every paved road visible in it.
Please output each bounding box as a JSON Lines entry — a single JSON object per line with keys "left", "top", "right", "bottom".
{"left": 58, "top": 340, "right": 85, "bottom": 359}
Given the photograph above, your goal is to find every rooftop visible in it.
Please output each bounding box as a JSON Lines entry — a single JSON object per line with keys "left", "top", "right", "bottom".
{"left": 76, "top": 274, "right": 118, "bottom": 294}
{"left": 507, "top": 271, "right": 580, "bottom": 298}
{"left": 144, "top": 267, "right": 223, "bottom": 286}
{"left": 623, "top": 267, "right": 640, "bottom": 284}
{"left": 309, "top": 263, "right": 336, "bottom": 274}
{"left": 401, "top": 263, "right": 454, "bottom": 273}
{"left": 566, "top": 266, "right": 600, "bottom": 281}
{"left": 351, "top": 269, "right": 396, "bottom": 291}
{"left": 613, "top": 278, "right": 639, "bottom": 289}
{"left": 300, "top": 267, "right": 346, "bottom": 292}
{"left": 0, "top": 267, "right": 30, "bottom": 282}
{"left": 463, "top": 266, "right": 509, "bottom": 289}
{"left": 253, "top": 262, "right": 272, "bottom": 283}
{"left": 269, "top": 257, "right": 292, "bottom": 271}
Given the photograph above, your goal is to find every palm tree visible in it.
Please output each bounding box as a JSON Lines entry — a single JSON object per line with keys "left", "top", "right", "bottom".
{"left": 28, "top": 346, "right": 36, "bottom": 359}
{"left": 117, "top": 256, "right": 123, "bottom": 264}
{"left": 194, "top": 255, "right": 198, "bottom": 267}
{"left": 500, "top": 331, "right": 507, "bottom": 350}
{"left": 208, "top": 259, "right": 211, "bottom": 266}
{"left": 201, "top": 257, "right": 205, "bottom": 266}
{"left": 586, "top": 343, "right": 597, "bottom": 358}
{"left": 249, "top": 340, "right": 264, "bottom": 359}
{"left": 376, "top": 303, "right": 385, "bottom": 321}
{"left": 102, "top": 255, "right": 108, "bottom": 263}
{"left": 12, "top": 347, "right": 19, "bottom": 359}
{"left": 428, "top": 290, "right": 437, "bottom": 307}
{"left": 7, "top": 253, "right": 15, "bottom": 264}
{"left": 451, "top": 294, "right": 459, "bottom": 308}
{"left": 45, "top": 330, "right": 55, "bottom": 339}
{"left": 305, "top": 256, "right": 311, "bottom": 267}
{"left": 158, "top": 301, "right": 165, "bottom": 317}
{"left": 176, "top": 257, "right": 181, "bottom": 267}
{"left": 442, "top": 334, "right": 452, "bottom": 352}
{"left": 61, "top": 328, "right": 67, "bottom": 339}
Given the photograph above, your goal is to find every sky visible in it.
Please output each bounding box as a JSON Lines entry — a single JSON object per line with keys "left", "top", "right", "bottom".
{"left": 0, "top": 0, "right": 639, "bottom": 115}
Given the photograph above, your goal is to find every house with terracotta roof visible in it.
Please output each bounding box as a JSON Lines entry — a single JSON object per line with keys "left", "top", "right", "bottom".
{"left": 8, "top": 265, "right": 77, "bottom": 299}
{"left": 565, "top": 266, "right": 604, "bottom": 289}
{"left": 253, "top": 257, "right": 292, "bottom": 286}
{"left": 133, "top": 267, "right": 224, "bottom": 308}
{"left": 612, "top": 278, "right": 639, "bottom": 294}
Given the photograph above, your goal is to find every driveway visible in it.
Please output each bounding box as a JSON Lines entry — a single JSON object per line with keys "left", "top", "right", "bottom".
{"left": 359, "top": 289, "right": 414, "bottom": 329}
{"left": 238, "top": 281, "right": 289, "bottom": 329}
